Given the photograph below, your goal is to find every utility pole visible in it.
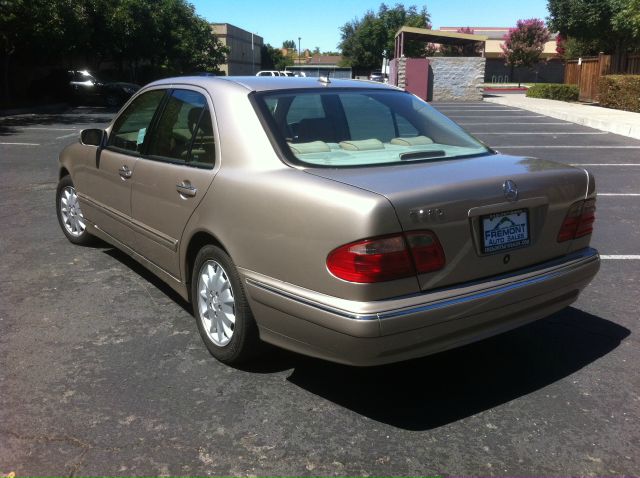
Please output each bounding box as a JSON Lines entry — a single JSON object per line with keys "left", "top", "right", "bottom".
{"left": 298, "top": 37, "right": 301, "bottom": 65}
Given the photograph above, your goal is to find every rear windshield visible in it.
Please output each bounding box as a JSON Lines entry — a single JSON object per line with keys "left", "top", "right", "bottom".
{"left": 255, "top": 88, "right": 490, "bottom": 167}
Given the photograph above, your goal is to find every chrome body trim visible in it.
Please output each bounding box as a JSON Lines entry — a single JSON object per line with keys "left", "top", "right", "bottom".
{"left": 246, "top": 248, "right": 599, "bottom": 322}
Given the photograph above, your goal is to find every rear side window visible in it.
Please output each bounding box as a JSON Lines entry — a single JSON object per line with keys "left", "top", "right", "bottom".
{"left": 108, "top": 90, "right": 165, "bottom": 153}
{"left": 146, "top": 89, "right": 212, "bottom": 164}
{"left": 189, "top": 105, "right": 215, "bottom": 168}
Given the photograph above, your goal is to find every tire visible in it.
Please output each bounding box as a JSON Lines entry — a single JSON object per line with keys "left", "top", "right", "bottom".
{"left": 191, "top": 245, "right": 260, "bottom": 365}
{"left": 56, "top": 175, "right": 94, "bottom": 246}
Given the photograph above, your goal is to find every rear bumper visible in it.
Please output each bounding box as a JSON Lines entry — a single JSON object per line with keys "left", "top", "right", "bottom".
{"left": 242, "top": 248, "right": 600, "bottom": 366}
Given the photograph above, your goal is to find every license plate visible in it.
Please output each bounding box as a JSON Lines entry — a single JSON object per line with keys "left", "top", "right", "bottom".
{"left": 481, "top": 208, "right": 530, "bottom": 254}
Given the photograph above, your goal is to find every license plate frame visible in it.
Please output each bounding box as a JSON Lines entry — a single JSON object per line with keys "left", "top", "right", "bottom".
{"left": 481, "top": 208, "right": 530, "bottom": 254}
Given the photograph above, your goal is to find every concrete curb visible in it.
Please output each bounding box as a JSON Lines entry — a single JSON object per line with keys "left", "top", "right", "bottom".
{"left": 484, "top": 95, "right": 640, "bottom": 140}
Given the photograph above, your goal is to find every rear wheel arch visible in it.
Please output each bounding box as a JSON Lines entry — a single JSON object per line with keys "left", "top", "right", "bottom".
{"left": 184, "top": 231, "right": 229, "bottom": 297}
{"left": 59, "top": 167, "right": 70, "bottom": 180}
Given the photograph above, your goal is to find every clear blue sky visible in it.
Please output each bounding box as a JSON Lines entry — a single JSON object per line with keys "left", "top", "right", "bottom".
{"left": 192, "top": 0, "right": 550, "bottom": 52}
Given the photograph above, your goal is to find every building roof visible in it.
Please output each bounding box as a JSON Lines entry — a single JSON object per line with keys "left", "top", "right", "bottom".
{"left": 439, "top": 26, "right": 558, "bottom": 41}
{"left": 308, "top": 55, "right": 343, "bottom": 65}
{"left": 395, "top": 26, "right": 488, "bottom": 46}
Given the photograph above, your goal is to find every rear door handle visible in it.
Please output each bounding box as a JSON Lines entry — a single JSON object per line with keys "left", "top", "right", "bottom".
{"left": 118, "top": 165, "right": 132, "bottom": 179}
{"left": 176, "top": 182, "right": 197, "bottom": 197}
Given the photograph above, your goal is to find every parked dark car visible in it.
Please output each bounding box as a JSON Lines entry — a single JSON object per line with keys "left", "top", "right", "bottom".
{"left": 31, "top": 69, "right": 140, "bottom": 106}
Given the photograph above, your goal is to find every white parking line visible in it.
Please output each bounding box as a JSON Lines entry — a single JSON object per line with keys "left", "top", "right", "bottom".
{"left": 571, "top": 163, "right": 640, "bottom": 166}
{"left": 598, "top": 193, "right": 640, "bottom": 196}
{"left": 21, "top": 127, "right": 77, "bottom": 131}
{"left": 459, "top": 122, "right": 569, "bottom": 125}
{"left": 473, "top": 132, "right": 609, "bottom": 135}
{"left": 498, "top": 146, "right": 640, "bottom": 149}
{"left": 431, "top": 103, "right": 487, "bottom": 106}
{"left": 600, "top": 255, "right": 640, "bottom": 259}
{"left": 436, "top": 109, "right": 518, "bottom": 112}
{"left": 56, "top": 132, "right": 78, "bottom": 140}
{"left": 449, "top": 115, "right": 546, "bottom": 118}
{"left": 0, "top": 142, "right": 40, "bottom": 146}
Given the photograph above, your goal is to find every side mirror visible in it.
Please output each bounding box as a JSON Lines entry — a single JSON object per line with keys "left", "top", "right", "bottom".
{"left": 80, "top": 128, "right": 105, "bottom": 147}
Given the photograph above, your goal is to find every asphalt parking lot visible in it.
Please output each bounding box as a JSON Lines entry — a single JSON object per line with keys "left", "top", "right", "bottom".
{"left": 1, "top": 102, "right": 639, "bottom": 476}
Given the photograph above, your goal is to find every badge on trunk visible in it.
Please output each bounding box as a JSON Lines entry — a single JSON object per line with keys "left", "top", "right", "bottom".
{"left": 503, "top": 180, "right": 518, "bottom": 202}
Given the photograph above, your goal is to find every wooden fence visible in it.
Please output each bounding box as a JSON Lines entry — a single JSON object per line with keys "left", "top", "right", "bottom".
{"left": 629, "top": 54, "right": 640, "bottom": 74}
{"left": 564, "top": 53, "right": 640, "bottom": 102}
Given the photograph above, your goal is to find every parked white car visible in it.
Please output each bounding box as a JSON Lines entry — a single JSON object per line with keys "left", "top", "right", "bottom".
{"left": 256, "top": 71, "right": 282, "bottom": 77}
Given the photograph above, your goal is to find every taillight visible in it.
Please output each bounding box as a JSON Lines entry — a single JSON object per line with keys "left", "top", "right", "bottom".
{"left": 557, "top": 199, "right": 596, "bottom": 242}
{"left": 575, "top": 199, "right": 596, "bottom": 238}
{"left": 327, "top": 231, "right": 445, "bottom": 283}
{"left": 405, "top": 231, "right": 446, "bottom": 274}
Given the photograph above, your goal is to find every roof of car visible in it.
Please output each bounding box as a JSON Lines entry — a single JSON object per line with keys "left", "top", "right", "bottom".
{"left": 147, "top": 76, "right": 397, "bottom": 93}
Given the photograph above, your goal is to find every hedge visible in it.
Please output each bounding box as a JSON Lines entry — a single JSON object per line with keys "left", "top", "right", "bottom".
{"left": 526, "top": 83, "right": 579, "bottom": 101}
{"left": 598, "top": 75, "right": 640, "bottom": 113}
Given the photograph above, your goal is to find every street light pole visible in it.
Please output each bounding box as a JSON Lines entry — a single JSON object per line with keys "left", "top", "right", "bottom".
{"left": 298, "top": 37, "right": 301, "bottom": 66}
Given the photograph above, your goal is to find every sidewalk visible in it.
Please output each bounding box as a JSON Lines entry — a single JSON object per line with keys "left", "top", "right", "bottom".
{"left": 484, "top": 93, "right": 640, "bottom": 140}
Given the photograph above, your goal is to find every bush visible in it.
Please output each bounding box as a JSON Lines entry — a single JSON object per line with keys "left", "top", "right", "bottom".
{"left": 598, "top": 75, "right": 640, "bottom": 113}
{"left": 526, "top": 83, "right": 579, "bottom": 101}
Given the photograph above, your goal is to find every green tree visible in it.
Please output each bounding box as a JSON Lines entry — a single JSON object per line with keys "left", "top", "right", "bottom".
{"left": 282, "top": 40, "right": 296, "bottom": 50}
{"left": 0, "top": 0, "right": 228, "bottom": 104}
{"left": 339, "top": 3, "right": 431, "bottom": 71}
{"left": 1, "top": 0, "right": 26, "bottom": 102}
{"left": 547, "top": 0, "right": 640, "bottom": 56}
{"left": 261, "top": 43, "right": 293, "bottom": 71}
{"left": 611, "top": 0, "right": 640, "bottom": 44}
{"left": 154, "top": 0, "right": 228, "bottom": 74}
{"left": 1, "top": 0, "right": 86, "bottom": 102}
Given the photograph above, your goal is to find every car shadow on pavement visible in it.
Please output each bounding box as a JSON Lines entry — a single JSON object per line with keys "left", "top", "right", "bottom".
{"left": 96, "top": 246, "right": 629, "bottom": 431}
{"left": 102, "top": 247, "right": 192, "bottom": 315}
{"left": 284, "top": 308, "right": 629, "bottom": 431}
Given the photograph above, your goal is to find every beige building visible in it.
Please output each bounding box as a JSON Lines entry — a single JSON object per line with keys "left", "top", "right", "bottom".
{"left": 438, "top": 27, "right": 564, "bottom": 83}
{"left": 212, "top": 23, "right": 263, "bottom": 75}
{"left": 439, "top": 27, "right": 559, "bottom": 59}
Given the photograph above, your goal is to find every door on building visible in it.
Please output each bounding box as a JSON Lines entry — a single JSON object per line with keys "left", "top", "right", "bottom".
{"left": 404, "top": 58, "right": 429, "bottom": 101}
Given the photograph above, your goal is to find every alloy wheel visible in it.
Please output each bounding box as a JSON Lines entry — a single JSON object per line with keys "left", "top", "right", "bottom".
{"left": 197, "top": 260, "right": 236, "bottom": 346}
{"left": 60, "top": 186, "right": 86, "bottom": 237}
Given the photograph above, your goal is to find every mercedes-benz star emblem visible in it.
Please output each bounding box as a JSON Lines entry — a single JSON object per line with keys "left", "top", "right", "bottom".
{"left": 503, "top": 180, "right": 518, "bottom": 202}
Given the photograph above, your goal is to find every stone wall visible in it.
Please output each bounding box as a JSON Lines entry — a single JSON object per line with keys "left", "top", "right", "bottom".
{"left": 426, "top": 57, "right": 486, "bottom": 101}
{"left": 395, "top": 57, "right": 406, "bottom": 89}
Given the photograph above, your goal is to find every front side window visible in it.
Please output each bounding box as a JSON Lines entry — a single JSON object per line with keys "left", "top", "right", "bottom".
{"left": 108, "top": 89, "right": 165, "bottom": 153}
{"left": 256, "top": 89, "right": 490, "bottom": 167}
{"left": 146, "top": 89, "right": 212, "bottom": 164}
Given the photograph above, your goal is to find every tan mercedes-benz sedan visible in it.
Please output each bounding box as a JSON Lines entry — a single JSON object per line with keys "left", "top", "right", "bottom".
{"left": 56, "top": 76, "right": 600, "bottom": 366}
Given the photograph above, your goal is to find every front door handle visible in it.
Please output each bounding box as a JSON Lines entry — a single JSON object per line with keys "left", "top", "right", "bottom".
{"left": 176, "top": 182, "right": 197, "bottom": 197}
{"left": 118, "top": 165, "right": 132, "bottom": 179}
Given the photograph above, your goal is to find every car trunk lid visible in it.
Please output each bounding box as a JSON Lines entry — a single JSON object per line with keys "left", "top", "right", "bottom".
{"left": 305, "top": 154, "right": 589, "bottom": 291}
